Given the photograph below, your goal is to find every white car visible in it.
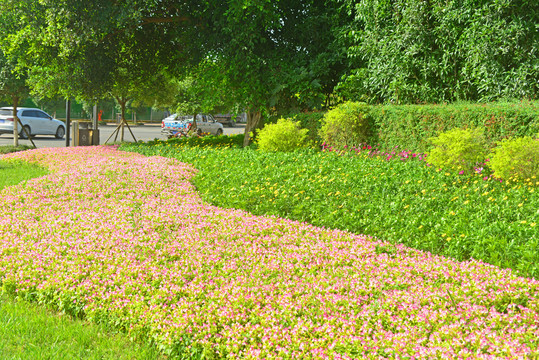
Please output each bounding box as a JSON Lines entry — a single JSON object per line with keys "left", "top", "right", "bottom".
{"left": 161, "top": 114, "right": 224, "bottom": 138}
{"left": 0, "top": 107, "right": 66, "bottom": 139}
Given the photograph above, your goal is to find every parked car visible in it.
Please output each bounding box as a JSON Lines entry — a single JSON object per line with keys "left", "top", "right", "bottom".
{"left": 161, "top": 114, "right": 224, "bottom": 138}
{"left": 214, "top": 114, "right": 236, "bottom": 127}
{"left": 0, "top": 107, "right": 66, "bottom": 139}
{"left": 162, "top": 113, "right": 178, "bottom": 123}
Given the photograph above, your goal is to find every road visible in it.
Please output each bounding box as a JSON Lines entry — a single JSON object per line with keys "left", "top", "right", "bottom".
{"left": 0, "top": 123, "right": 246, "bottom": 149}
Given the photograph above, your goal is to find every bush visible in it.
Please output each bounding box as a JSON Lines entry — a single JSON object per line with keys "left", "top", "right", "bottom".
{"left": 427, "top": 127, "right": 487, "bottom": 173}
{"left": 489, "top": 136, "right": 539, "bottom": 183}
{"left": 319, "top": 102, "right": 373, "bottom": 149}
{"left": 256, "top": 118, "right": 310, "bottom": 152}
{"left": 290, "top": 111, "right": 326, "bottom": 145}
{"left": 370, "top": 101, "right": 539, "bottom": 152}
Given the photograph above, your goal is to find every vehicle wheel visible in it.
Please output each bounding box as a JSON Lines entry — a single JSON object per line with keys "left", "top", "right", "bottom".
{"left": 55, "top": 126, "right": 65, "bottom": 139}
{"left": 216, "top": 128, "right": 223, "bottom": 136}
{"left": 20, "top": 125, "right": 31, "bottom": 139}
{"left": 196, "top": 128, "right": 203, "bottom": 136}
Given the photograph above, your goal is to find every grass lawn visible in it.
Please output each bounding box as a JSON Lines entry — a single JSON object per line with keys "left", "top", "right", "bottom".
{"left": 0, "top": 150, "right": 161, "bottom": 360}
{"left": 0, "top": 294, "right": 161, "bottom": 360}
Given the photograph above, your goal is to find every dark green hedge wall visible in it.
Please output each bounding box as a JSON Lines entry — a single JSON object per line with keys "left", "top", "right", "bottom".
{"left": 369, "top": 101, "right": 539, "bottom": 152}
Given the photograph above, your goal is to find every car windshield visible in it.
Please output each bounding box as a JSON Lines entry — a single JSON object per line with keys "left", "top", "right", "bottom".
{"left": 0, "top": 109, "right": 12, "bottom": 116}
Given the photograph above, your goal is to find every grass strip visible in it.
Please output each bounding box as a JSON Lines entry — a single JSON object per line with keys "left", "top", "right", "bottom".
{"left": 0, "top": 294, "right": 161, "bottom": 360}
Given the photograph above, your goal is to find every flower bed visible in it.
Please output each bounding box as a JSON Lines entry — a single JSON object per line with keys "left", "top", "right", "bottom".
{"left": 122, "top": 141, "right": 539, "bottom": 278}
{"left": 1, "top": 146, "right": 538, "bottom": 358}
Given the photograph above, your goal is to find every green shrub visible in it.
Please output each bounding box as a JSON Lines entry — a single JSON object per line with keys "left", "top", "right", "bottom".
{"left": 370, "top": 101, "right": 539, "bottom": 152}
{"left": 290, "top": 111, "right": 326, "bottom": 145}
{"left": 489, "top": 136, "right": 539, "bottom": 183}
{"left": 319, "top": 101, "right": 373, "bottom": 149}
{"left": 256, "top": 118, "right": 310, "bottom": 152}
{"left": 427, "top": 127, "right": 487, "bottom": 173}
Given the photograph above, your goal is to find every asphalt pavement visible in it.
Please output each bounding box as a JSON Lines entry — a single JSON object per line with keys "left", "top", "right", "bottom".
{"left": 0, "top": 123, "right": 246, "bottom": 149}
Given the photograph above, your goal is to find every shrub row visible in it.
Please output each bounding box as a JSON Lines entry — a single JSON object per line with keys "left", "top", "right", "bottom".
{"left": 369, "top": 101, "right": 539, "bottom": 152}
{"left": 145, "top": 133, "right": 245, "bottom": 149}
{"left": 274, "top": 101, "right": 539, "bottom": 153}
{"left": 427, "top": 127, "right": 539, "bottom": 181}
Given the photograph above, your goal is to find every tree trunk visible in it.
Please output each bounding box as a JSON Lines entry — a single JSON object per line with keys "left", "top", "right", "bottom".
{"left": 12, "top": 96, "right": 19, "bottom": 146}
{"left": 243, "top": 110, "right": 262, "bottom": 147}
{"left": 120, "top": 100, "right": 126, "bottom": 142}
{"left": 191, "top": 112, "right": 198, "bottom": 135}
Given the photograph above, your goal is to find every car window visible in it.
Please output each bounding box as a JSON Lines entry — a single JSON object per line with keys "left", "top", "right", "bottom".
{"left": 36, "top": 111, "right": 51, "bottom": 119}
{"left": 0, "top": 109, "right": 11, "bottom": 116}
{"left": 21, "top": 110, "right": 36, "bottom": 117}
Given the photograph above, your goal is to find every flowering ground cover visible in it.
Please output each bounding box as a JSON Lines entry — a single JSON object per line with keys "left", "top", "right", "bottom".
{"left": 1, "top": 146, "right": 539, "bottom": 359}
{"left": 121, "top": 141, "right": 539, "bottom": 279}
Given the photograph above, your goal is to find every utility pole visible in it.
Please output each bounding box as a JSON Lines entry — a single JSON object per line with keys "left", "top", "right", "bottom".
{"left": 92, "top": 104, "right": 99, "bottom": 145}
{"left": 65, "top": 99, "right": 71, "bottom": 147}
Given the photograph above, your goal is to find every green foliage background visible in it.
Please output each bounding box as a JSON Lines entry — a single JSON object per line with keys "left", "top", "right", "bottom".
{"left": 340, "top": 0, "right": 539, "bottom": 103}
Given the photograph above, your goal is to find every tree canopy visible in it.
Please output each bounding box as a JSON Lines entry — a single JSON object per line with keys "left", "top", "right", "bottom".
{"left": 0, "top": 0, "right": 536, "bottom": 143}
{"left": 339, "top": 0, "right": 539, "bottom": 104}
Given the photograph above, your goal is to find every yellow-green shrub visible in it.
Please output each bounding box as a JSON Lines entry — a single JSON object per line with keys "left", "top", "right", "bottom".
{"left": 488, "top": 136, "right": 539, "bottom": 183}
{"left": 319, "top": 101, "right": 372, "bottom": 149}
{"left": 257, "top": 118, "right": 310, "bottom": 152}
{"left": 427, "top": 127, "right": 487, "bottom": 173}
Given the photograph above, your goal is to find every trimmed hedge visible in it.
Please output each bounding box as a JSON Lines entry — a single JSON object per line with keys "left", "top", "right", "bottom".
{"left": 145, "top": 133, "right": 245, "bottom": 148}
{"left": 368, "top": 101, "right": 539, "bottom": 152}
{"left": 305, "top": 101, "right": 538, "bottom": 152}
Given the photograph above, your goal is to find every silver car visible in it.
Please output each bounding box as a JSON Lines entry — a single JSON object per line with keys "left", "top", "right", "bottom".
{"left": 161, "top": 114, "right": 224, "bottom": 138}
{"left": 0, "top": 107, "right": 66, "bottom": 139}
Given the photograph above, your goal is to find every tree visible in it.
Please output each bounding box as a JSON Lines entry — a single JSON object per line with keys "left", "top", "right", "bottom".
{"left": 4, "top": 0, "right": 350, "bottom": 147}
{"left": 339, "top": 0, "right": 539, "bottom": 104}
{"left": 5, "top": 0, "right": 204, "bottom": 108}
{"left": 0, "top": 51, "right": 30, "bottom": 146}
{"left": 0, "top": 4, "right": 33, "bottom": 146}
{"left": 204, "top": 0, "right": 349, "bottom": 146}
